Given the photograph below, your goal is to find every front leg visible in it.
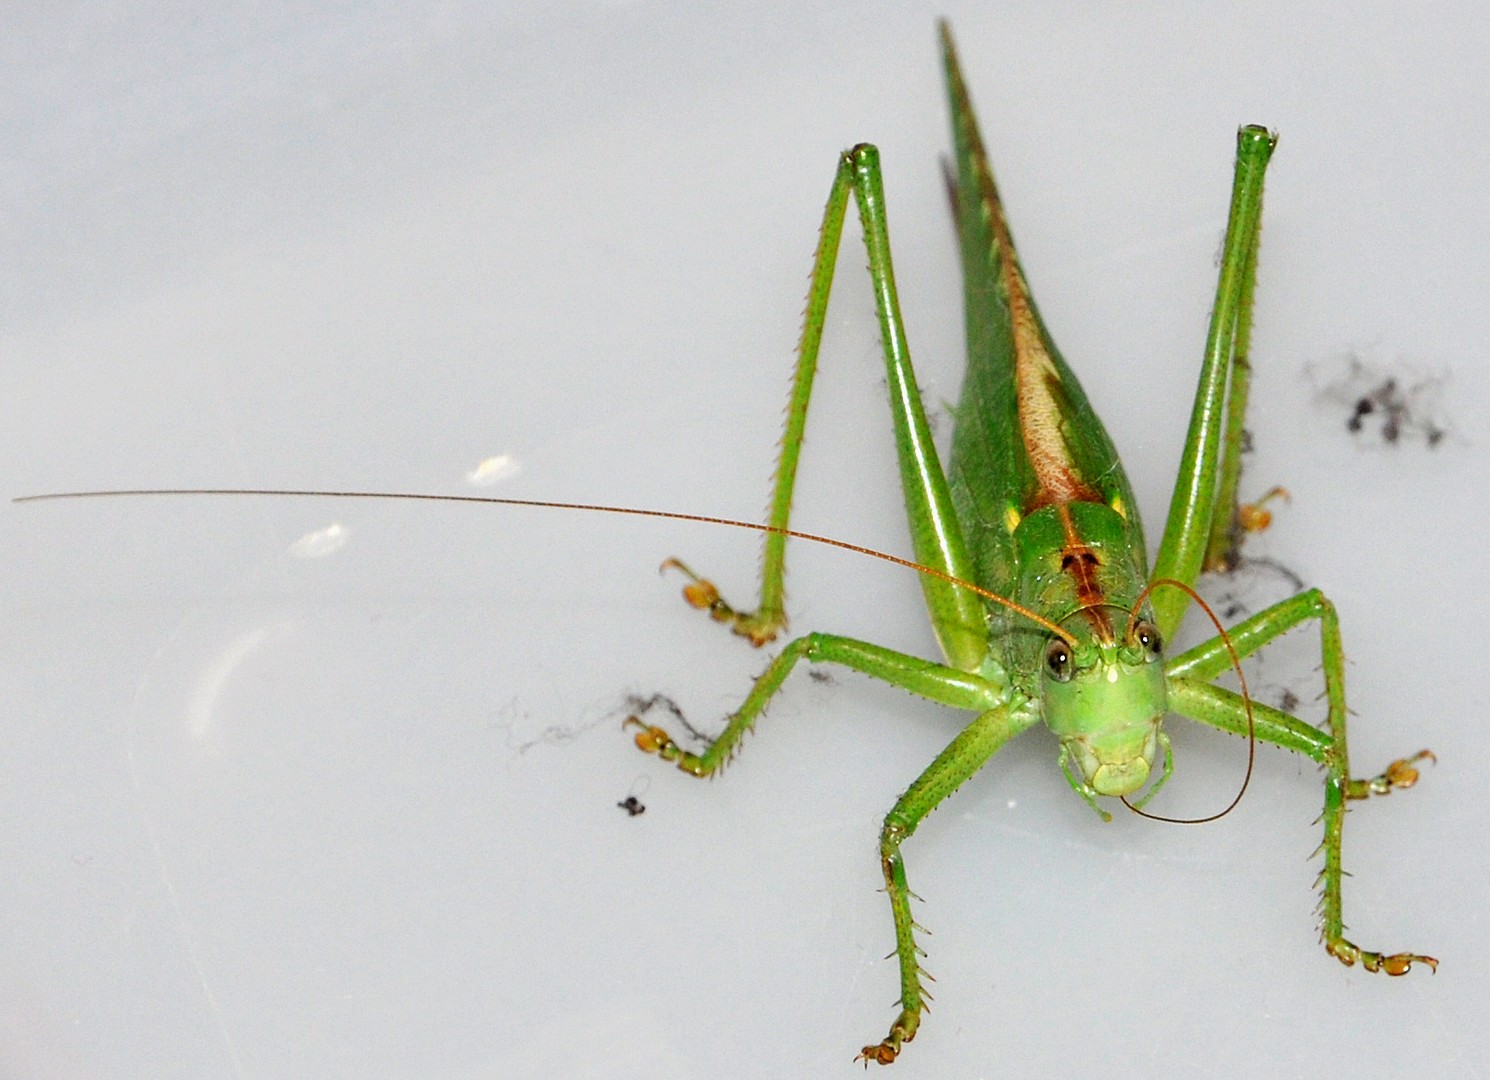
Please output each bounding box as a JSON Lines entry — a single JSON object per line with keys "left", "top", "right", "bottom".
{"left": 1165, "top": 589, "right": 1436, "bottom": 974}
{"left": 629, "top": 631, "right": 1015, "bottom": 778}
{"left": 857, "top": 701, "right": 1037, "bottom": 1065}
{"left": 1329, "top": 748, "right": 1438, "bottom": 973}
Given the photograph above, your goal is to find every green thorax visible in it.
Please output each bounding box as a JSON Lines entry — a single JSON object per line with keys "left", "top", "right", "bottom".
{"left": 1004, "top": 502, "right": 1149, "bottom": 679}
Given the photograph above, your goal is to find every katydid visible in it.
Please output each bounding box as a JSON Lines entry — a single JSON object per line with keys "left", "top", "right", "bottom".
{"left": 621, "top": 23, "right": 1435, "bottom": 1062}
{"left": 16, "top": 19, "right": 1436, "bottom": 1067}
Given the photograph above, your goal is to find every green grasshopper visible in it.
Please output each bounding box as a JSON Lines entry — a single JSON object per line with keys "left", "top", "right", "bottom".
{"left": 617, "top": 21, "right": 1437, "bottom": 1065}
{"left": 17, "top": 19, "right": 1436, "bottom": 1067}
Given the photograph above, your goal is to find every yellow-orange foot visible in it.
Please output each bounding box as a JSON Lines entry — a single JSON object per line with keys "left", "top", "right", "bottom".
{"left": 622, "top": 716, "right": 707, "bottom": 776}
{"left": 659, "top": 557, "right": 781, "bottom": 646}
{"left": 1327, "top": 938, "right": 1438, "bottom": 975}
{"left": 1351, "top": 749, "right": 1435, "bottom": 798}
{"left": 1236, "top": 485, "right": 1291, "bottom": 533}
{"left": 855, "top": 1011, "right": 917, "bottom": 1067}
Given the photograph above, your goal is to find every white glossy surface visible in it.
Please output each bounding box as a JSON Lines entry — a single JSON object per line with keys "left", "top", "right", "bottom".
{"left": 3, "top": 4, "right": 1487, "bottom": 1077}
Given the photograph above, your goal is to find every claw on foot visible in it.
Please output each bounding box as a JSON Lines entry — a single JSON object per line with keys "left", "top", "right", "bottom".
{"left": 660, "top": 558, "right": 728, "bottom": 616}
{"left": 1328, "top": 938, "right": 1438, "bottom": 975}
{"left": 1237, "top": 485, "right": 1291, "bottom": 533}
{"left": 659, "top": 557, "right": 781, "bottom": 646}
{"left": 855, "top": 1012, "right": 916, "bottom": 1067}
{"left": 623, "top": 716, "right": 708, "bottom": 775}
{"left": 1374, "top": 953, "right": 1439, "bottom": 976}
{"left": 660, "top": 558, "right": 740, "bottom": 623}
{"left": 1357, "top": 749, "right": 1436, "bottom": 797}
{"left": 623, "top": 716, "right": 677, "bottom": 758}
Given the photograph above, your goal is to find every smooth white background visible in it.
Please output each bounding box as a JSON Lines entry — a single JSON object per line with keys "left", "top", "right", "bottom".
{"left": 3, "top": 4, "right": 1486, "bottom": 1077}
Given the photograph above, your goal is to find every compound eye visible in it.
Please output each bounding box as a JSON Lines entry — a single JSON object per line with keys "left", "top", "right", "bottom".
{"left": 1044, "top": 638, "right": 1074, "bottom": 682}
{"left": 1131, "top": 619, "right": 1162, "bottom": 659}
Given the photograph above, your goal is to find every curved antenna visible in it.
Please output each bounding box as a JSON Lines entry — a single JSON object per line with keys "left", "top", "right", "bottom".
{"left": 1120, "top": 576, "right": 1256, "bottom": 824}
{"left": 14, "top": 487, "right": 1079, "bottom": 646}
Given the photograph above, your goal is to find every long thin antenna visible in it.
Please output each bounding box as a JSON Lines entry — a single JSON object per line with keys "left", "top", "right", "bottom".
{"left": 15, "top": 487, "right": 1078, "bottom": 645}
{"left": 1121, "top": 577, "right": 1255, "bottom": 824}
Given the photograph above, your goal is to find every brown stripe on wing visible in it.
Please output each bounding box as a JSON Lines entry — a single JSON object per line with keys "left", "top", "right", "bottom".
{"left": 966, "top": 123, "right": 1103, "bottom": 512}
